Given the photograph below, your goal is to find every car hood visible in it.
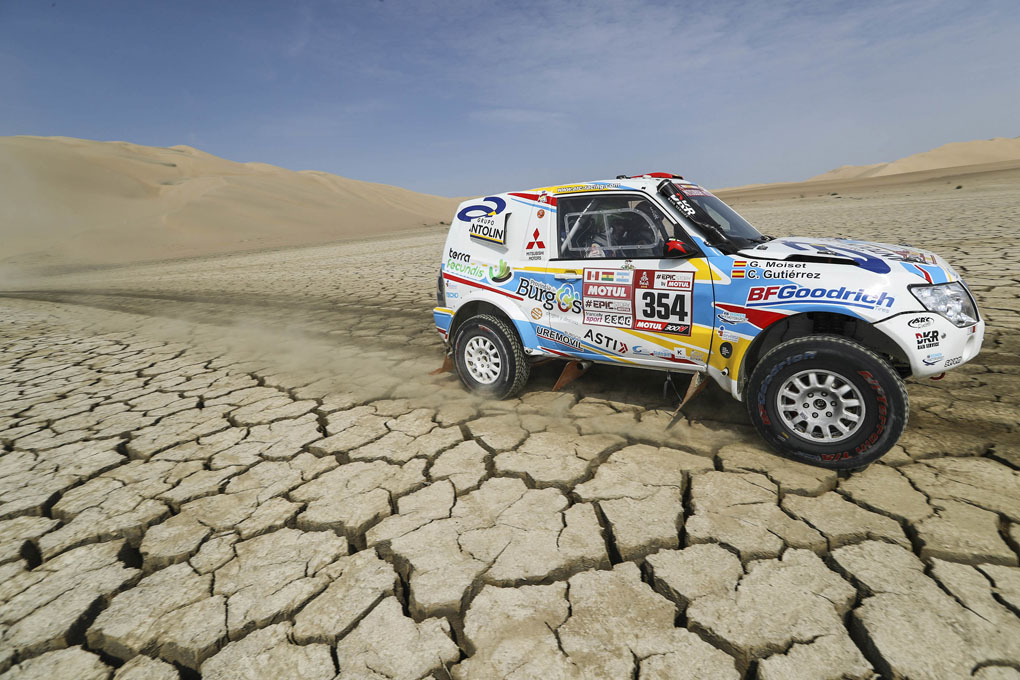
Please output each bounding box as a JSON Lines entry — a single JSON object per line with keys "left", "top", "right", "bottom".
{"left": 738, "top": 237, "right": 958, "bottom": 279}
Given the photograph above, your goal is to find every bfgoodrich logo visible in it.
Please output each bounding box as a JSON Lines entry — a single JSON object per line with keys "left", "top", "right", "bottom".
{"left": 746, "top": 285, "right": 895, "bottom": 310}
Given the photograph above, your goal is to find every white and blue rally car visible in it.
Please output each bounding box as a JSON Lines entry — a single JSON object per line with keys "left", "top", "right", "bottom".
{"left": 433, "top": 173, "right": 984, "bottom": 469}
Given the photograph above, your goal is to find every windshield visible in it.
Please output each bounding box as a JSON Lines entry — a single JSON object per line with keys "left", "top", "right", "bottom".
{"left": 658, "top": 181, "right": 766, "bottom": 250}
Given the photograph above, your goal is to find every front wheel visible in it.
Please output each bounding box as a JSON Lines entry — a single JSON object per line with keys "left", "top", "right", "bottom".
{"left": 452, "top": 314, "right": 530, "bottom": 400}
{"left": 745, "top": 335, "right": 908, "bottom": 470}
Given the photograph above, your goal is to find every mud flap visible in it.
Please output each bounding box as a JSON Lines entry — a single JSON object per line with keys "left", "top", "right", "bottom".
{"left": 553, "top": 360, "right": 590, "bottom": 391}
{"left": 429, "top": 354, "right": 454, "bottom": 375}
{"left": 667, "top": 373, "right": 709, "bottom": 429}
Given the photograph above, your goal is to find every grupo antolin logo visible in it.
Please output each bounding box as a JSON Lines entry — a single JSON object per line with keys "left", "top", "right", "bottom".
{"left": 746, "top": 285, "right": 895, "bottom": 310}
{"left": 460, "top": 197, "right": 508, "bottom": 245}
{"left": 457, "top": 196, "right": 507, "bottom": 222}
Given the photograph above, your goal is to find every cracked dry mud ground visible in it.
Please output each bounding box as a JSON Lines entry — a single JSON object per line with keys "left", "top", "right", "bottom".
{"left": 1, "top": 183, "right": 1019, "bottom": 679}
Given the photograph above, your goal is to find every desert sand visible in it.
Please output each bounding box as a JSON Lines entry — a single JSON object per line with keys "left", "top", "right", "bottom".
{"left": 0, "top": 136, "right": 460, "bottom": 275}
{"left": 807, "top": 135, "right": 1020, "bottom": 181}
{"left": 1, "top": 143, "right": 1018, "bottom": 679}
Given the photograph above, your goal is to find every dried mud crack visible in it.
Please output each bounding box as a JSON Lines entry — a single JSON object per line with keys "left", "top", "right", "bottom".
{"left": 1, "top": 198, "right": 1019, "bottom": 678}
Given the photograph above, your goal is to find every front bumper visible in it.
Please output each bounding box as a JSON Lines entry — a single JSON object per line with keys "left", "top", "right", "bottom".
{"left": 875, "top": 311, "right": 984, "bottom": 377}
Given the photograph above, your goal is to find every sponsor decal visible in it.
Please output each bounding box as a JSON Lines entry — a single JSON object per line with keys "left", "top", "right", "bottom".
{"left": 922, "top": 352, "right": 943, "bottom": 366}
{"left": 678, "top": 184, "right": 713, "bottom": 197}
{"left": 525, "top": 228, "right": 545, "bottom": 250}
{"left": 732, "top": 260, "right": 746, "bottom": 278}
{"left": 445, "top": 258, "right": 487, "bottom": 280}
{"left": 717, "top": 311, "right": 747, "bottom": 325}
{"left": 583, "top": 283, "right": 631, "bottom": 299}
{"left": 633, "top": 320, "right": 691, "bottom": 334}
{"left": 556, "top": 285, "right": 582, "bottom": 315}
{"left": 632, "top": 269, "right": 693, "bottom": 335}
{"left": 889, "top": 247, "right": 937, "bottom": 265}
{"left": 582, "top": 268, "right": 636, "bottom": 329}
{"left": 719, "top": 342, "right": 733, "bottom": 359}
{"left": 715, "top": 303, "right": 787, "bottom": 330}
{"left": 716, "top": 327, "right": 739, "bottom": 342}
{"left": 915, "top": 330, "right": 939, "bottom": 350}
{"left": 908, "top": 316, "right": 934, "bottom": 329}
{"left": 537, "top": 209, "right": 546, "bottom": 218}
{"left": 458, "top": 196, "right": 507, "bottom": 222}
{"left": 489, "top": 259, "right": 512, "bottom": 283}
{"left": 673, "top": 347, "right": 688, "bottom": 359}
{"left": 550, "top": 182, "right": 624, "bottom": 194}
{"left": 516, "top": 278, "right": 583, "bottom": 314}
{"left": 446, "top": 291, "right": 459, "bottom": 299}
{"left": 531, "top": 307, "right": 542, "bottom": 320}
{"left": 584, "top": 329, "right": 628, "bottom": 353}
{"left": 746, "top": 285, "right": 895, "bottom": 310}
{"left": 448, "top": 248, "right": 470, "bottom": 262}
{"left": 526, "top": 228, "right": 550, "bottom": 260}
{"left": 584, "top": 312, "right": 633, "bottom": 328}
{"left": 691, "top": 350, "right": 708, "bottom": 363}
{"left": 631, "top": 345, "right": 649, "bottom": 355}
{"left": 635, "top": 270, "right": 693, "bottom": 291}
{"left": 584, "top": 298, "right": 632, "bottom": 313}
{"left": 468, "top": 217, "right": 506, "bottom": 245}
{"left": 536, "top": 326, "right": 584, "bottom": 351}
{"left": 945, "top": 356, "right": 962, "bottom": 367}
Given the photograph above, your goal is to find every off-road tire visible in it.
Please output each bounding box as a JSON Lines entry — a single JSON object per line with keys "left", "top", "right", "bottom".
{"left": 453, "top": 314, "right": 530, "bottom": 400}
{"left": 745, "top": 335, "right": 908, "bottom": 470}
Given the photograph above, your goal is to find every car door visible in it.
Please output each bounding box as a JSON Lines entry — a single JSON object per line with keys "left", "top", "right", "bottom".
{"left": 547, "top": 192, "right": 713, "bottom": 370}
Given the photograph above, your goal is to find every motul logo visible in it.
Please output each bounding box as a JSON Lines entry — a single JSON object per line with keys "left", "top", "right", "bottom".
{"left": 583, "top": 283, "right": 629, "bottom": 299}
{"left": 526, "top": 229, "right": 545, "bottom": 250}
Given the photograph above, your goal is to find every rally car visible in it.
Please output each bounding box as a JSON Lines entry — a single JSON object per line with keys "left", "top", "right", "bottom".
{"left": 433, "top": 173, "right": 984, "bottom": 469}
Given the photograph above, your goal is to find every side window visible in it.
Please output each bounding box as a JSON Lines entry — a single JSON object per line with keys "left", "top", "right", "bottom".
{"left": 557, "top": 194, "right": 666, "bottom": 259}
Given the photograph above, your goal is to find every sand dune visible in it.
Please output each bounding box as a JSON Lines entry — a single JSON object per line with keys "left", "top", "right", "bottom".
{"left": 717, "top": 158, "right": 1020, "bottom": 204}
{"left": 807, "top": 135, "right": 1020, "bottom": 181}
{"left": 0, "top": 136, "right": 460, "bottom": 273}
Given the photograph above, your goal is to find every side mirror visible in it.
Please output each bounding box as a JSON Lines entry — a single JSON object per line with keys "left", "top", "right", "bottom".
{"left": 662, "top": 239, "right": 693, "bottom": 258}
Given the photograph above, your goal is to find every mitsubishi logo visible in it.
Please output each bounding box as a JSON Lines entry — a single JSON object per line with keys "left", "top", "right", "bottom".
{"left": 526, "top": 229, "right": 546, "bottom": 249}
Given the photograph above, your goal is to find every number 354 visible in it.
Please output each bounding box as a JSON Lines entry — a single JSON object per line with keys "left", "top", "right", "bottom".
{"left": 640, "top": 291, "right": 688, "bottom": 321}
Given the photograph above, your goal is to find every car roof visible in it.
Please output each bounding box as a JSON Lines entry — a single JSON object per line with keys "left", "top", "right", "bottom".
{"left": 525, "top": 174, "right": 696, "bottom": 197}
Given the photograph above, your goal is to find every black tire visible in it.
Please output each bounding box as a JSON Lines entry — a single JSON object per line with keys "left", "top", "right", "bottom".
{"left": 452, "top": 314, "right": 530, "bottom": 400}
{"left": 745, "top": 335, "right": 908, "bottom": 470}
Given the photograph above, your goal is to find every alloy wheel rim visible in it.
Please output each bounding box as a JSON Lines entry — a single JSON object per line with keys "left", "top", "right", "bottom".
{"left": 776, "top": 369, "right": 866, "bottom": 443}
{"left": 464, "top": 336, "right": 502, "bottom": 384}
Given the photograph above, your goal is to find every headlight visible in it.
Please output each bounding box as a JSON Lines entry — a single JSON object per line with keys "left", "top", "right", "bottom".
{"left": 910, "top": 282, "right": 978, "bottom": 327}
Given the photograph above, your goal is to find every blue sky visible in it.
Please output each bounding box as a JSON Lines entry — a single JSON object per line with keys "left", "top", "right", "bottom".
{"left": 2, "top": 0, "right": 1018, "bottom": 196}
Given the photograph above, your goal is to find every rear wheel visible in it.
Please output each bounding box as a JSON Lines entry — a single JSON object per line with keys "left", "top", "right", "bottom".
{"left": 452, "top": 314, "right": 530, "bottom": 400}
{"left": 745, "top": 335, "right": 908, "bottom": 470}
